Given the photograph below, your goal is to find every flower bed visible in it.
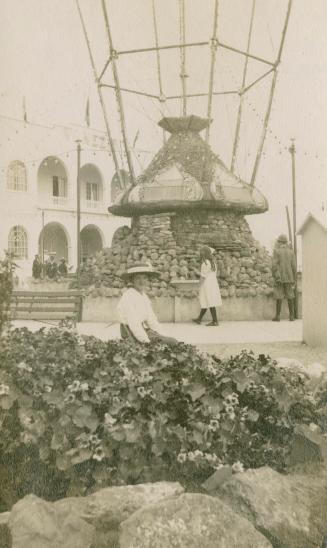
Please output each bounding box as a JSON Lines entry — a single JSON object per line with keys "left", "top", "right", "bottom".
{"left": 0, "top": 326, "right": 322, "bottom": 510}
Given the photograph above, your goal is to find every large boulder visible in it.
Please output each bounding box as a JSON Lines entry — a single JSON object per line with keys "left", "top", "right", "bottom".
{"left": 0, "top": 512, "right": 11, "bottom": 548}
{"left": 218, "top": 466, "right": 327, "bottom": 548}
{"left": 55, "top": 481, "right": 183, "bottom": 532}
{"left": 7, "top": 482, "right": 184, "bottom": 548}
{"left": 8, "top": 494, "right": 94, "bottom": 548}
{"left": 119, "top": 493, "right": 272, "bottom": 547}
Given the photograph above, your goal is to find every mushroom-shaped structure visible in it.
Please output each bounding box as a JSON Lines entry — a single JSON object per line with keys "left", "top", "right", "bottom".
{"left": 108, "top": 115, "right": 268, "bottom": 217}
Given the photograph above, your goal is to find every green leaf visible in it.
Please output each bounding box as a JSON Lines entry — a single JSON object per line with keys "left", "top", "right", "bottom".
{"left": 70, "top": 448, "right": 92, "bottom": 465}
{"left": 0, "top": 394, "right": 15, "bottom": 410}
{"left": 111, "top": 428, "right": 126, "bottom": 442}
{"left": 234, "top": 370, "right": 249, "bottom": 393}
{"left": 247, "top": 409, "right": 260, "bottom": 422}
{"left": 51, "top": 430, "right": 69, "bottom": 451}
{"left": 186, "top": 383, "right": 206, "bottom": 401}
{"left": 56, "top": 453, "right": 72, "bottom": 471}
{"left": 72, "top": 405, "right": 99, "bottom": 431}
{"left": 43, "top": 390, "right": 65, "bottom": 408}
{"left": 202, "top": 465, "right": 232, "bottom": 492}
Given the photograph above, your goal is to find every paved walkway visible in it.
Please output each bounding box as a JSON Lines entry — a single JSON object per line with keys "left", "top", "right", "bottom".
{"left": 12, "top": 319, "right": 302, "bottom": 345}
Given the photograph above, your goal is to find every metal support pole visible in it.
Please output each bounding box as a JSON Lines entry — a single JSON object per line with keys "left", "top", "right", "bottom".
{"left": 289, "top": 138, "right": 298, "bottom": 318}
{"left": 231, "top": 0, "right": 255, "bottom": 171}
{"left": 41, "top": 210, "right": 45, "bottom": 278}
{"left": 75, "top": 0, "right": 125, "bottom": 191}
{"left": 101, "top": 0, "right": 136, "bottom": 183}
{"left": 250, "top": 0, "right": 293, "bottom": 187}
{"left": 179, "top": 0, "right": 187, "bottom": 116}
{"left": 205, "top": 0, "right": 219, "bottom": 143}
{"left": 76, "top": 140, "right": 81, "bottom": 288}
{"left": 285, "top": 205, "right": 293, "bottom": 245}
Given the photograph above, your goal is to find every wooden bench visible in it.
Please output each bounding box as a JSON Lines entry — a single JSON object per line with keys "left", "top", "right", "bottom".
{"left": 10, "top": 290, "right": 83, "bottom": 324}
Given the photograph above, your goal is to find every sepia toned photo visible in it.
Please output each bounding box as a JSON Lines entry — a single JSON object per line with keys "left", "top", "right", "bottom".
{"left": 0, "top": 1, "right": 326, "bottom": 546}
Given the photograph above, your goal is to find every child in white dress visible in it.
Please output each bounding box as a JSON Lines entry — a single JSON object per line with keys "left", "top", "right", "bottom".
{"left": 193, "top": 246, "right": 222, "bottom": 326}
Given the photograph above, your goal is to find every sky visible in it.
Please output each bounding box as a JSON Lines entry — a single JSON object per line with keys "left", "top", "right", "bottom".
{"left": 1, "top": 0, "right": 327, "bottom": 255}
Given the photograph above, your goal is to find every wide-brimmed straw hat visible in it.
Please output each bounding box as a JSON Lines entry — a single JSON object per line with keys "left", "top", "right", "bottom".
{"left": 121, "top": 262, "right": 160, "bottom": 281}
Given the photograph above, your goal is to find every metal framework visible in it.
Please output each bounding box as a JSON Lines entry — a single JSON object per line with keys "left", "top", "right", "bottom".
{"left": 179, "top": 0, "right": 187, "bottom": 116}
{"left": 75, "top": 0, "right": 125, "bottom": 191}
{"left": 250, "top": 0, "right": 293, "bottom": 186}
{"left": 231, "top": 0, "right": 256, "bottom": 172}
{"left": 76, "top": 0, "right": 293, "bottom": 189}
{"left": 101, "top": 0, "right": 136, "bottom": 183}
{"left": 205, "top": 0, "right": 219, "bottom": 142}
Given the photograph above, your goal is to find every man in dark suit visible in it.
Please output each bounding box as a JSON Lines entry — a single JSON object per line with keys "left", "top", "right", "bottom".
{"left": 272, "top": 234, "right": 296, "bottom": 322}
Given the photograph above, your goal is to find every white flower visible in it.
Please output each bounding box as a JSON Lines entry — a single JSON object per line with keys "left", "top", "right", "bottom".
{"left": 89, "top": 434, "right": 100, "bottom": 445}
{"left": 44, "top": 385, "right": 52, "bottom": 393}
{"left": 80, "top": 382, "right": 89, "bottom": 392}
{"left": 205, "top": 453, "right": 219, "bottom": 463}
{"left": 93, "top": 448, "right": 105, "bottom": 462}
{"left": 137, "top": 386, "right": 146, "bottom": 398}
{"left": 232, "top": 461, "right": 244, "bottom": 473}
{"left": 187, "top": 451, "right": 196, "bottom": 461}
{"left": 194, "top": 450, "right": 204, "bottom": 458}
{"left": 0, "top": 384, "right": 10, "bottom": 396}
{"left": 208, "top": 419, "right": 220, "bottom": 432}
{"left": 177, "top": 452, "right": 187, "bottom": 463}
{"left": 68, "top": 380, "right": 81, "bottom": 393}
{"left": 104, "top": 413, "right": 117, "bottom": 427}
{"left": 64, "top": 393, "right": 76, "bottom": 403}
{"left": 17, "top": 362, "right": 33, "bottom": 372}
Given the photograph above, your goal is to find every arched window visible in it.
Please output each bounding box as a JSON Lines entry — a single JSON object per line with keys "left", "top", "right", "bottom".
{"left": 8, "top": 226, "right": 28, "bottom": 259}
{"left": 7, "top": 161, "right": 27, "bottom": 191}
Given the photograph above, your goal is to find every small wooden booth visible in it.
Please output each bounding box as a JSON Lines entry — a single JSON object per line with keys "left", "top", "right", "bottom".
{"left": 298, "top": 213, "right": 327, "bottom": 347}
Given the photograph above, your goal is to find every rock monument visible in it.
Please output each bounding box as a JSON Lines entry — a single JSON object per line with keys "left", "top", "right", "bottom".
{"left": 97, "top": 115, "right": 273, "bottom": 301}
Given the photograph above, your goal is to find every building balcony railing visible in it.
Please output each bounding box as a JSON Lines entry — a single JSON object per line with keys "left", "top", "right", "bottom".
{"left": 81, "top": 199, "right": 106, "bottom": 213}
{"left": 38, "top": 195, "right": 70, "bottom": 209}
{"left": 38, "top": 195, "right": 106, "bottom": 213}
{"left": 52, "top": 196, "right": 69, "bottom": 207}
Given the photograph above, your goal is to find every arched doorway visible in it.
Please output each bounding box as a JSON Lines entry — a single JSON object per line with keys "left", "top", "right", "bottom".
{"left": 39, "top": 222, "right": 69, "bottom": 262}
{"left": 80, "top": 225, "right": 103, "bottom": 259}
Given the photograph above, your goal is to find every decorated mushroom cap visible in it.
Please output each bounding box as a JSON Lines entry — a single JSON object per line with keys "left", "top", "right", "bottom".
{"left": 108, "top": 116, "right": 268, "bottom": 217}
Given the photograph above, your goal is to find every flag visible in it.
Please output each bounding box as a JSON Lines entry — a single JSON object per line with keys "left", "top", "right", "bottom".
{"left": 22, "top": 96, "right": 27, "bottom": 123}
{"left": 85, "top": 97, "right": 90, "bottom": 127}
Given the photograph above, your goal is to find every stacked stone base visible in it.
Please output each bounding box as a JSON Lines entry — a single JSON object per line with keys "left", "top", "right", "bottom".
{"left": 82, "top": 210, "right": 274, "bottom": 301}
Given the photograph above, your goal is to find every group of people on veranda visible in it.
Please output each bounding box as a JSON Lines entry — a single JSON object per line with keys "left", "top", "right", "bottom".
{"left": 32, "top": 254, "right": 68, "bottom": 281}
{"left": 117, "top": 234, "right": 297, "bottom": 346}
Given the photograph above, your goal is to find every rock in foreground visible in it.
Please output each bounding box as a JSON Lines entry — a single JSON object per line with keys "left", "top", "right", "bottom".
{"left": 119, "top": 493, "right": 272, "bottom": 548}
{"left": 219, "top": 466, "right": 327, "bottom": 548}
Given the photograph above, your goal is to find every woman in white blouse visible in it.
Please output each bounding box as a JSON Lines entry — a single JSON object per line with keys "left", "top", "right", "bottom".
{"left": 193, "top": 246, "right": 222, "bottom": 326}
{"left": 117, "top": 263, "right": 178, "bottom": 345}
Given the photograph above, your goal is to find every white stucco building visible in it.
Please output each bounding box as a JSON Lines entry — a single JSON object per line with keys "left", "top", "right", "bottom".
{"left": 0, "top": 116, "right": 150, "bottom": 278}
{"left": 298, "top": 212, "right": 327, "bottom": 347}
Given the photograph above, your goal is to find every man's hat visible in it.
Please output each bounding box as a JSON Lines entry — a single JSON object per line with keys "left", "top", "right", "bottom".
{"left": 277, "top": 234, "right": 288, "bottom": 243}
{"left": 121, "top": 262, "right": 160, "bottom": 280}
